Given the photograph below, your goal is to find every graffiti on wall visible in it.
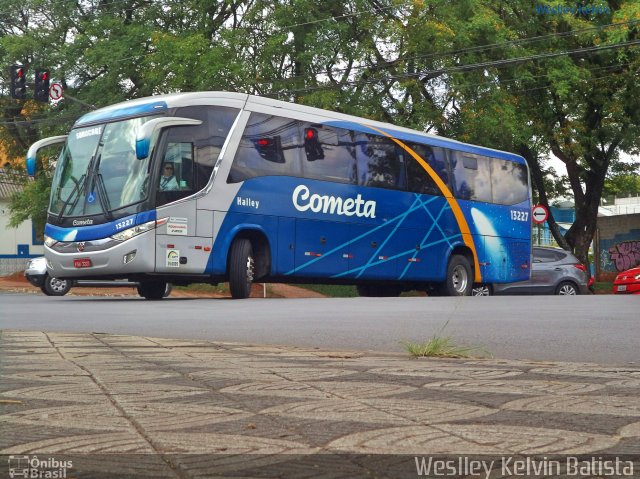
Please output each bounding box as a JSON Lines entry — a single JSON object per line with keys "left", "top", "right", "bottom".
{"left": 608, "top": 241, "right": 640, "bottom": 272}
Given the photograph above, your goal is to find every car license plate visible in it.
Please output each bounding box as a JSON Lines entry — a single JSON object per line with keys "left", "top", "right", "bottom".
{"left": 618, "top": 285, "right": 627, "bottom": 292}
{"left": 73, "top": 258, "right": 92, "bottom": 268}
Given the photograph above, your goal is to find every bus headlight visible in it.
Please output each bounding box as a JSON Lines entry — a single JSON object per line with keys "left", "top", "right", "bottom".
{"left": 111, "top": 220, "right": 156, "bottom": 242}
{"left": 44, "top": 235, "right": 58, "bottom": 247}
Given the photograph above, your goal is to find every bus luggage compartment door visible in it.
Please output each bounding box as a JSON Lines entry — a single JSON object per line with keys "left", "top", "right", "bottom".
{"left": 293, "top": 219, "right": 350, "bottom": 278}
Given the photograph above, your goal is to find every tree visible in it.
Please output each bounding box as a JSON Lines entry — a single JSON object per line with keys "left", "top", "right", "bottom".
{"left": 432, "top": 1, "right": 640, "bottom": 263}
{"left": 603, "top": 162, "right": 640, "bottom": 197}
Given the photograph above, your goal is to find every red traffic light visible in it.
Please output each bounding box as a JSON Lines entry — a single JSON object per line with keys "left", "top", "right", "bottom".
{"left": 256, "top": 138, "right": 271, "bottom": 147}
{"left": 10, "top": 65, "right": 27, "bottom": 100}
{"left": 305, "top": 128, "right": 318, "bottom": 140}
{"left": 34, "top": 68, "right": 51, "bottom": 103}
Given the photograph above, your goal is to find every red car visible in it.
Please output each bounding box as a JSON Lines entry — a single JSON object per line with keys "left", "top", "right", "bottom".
{"left": 613, "top": 266, "right": 640, "bottom": 294}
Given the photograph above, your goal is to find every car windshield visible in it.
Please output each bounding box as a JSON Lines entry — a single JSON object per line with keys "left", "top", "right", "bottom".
{"left": 50, "top": 116, "right": 158, "bottom": 217}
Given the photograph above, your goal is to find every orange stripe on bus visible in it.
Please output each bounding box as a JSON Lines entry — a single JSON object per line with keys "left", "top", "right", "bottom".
{"left": 360, "top": 124, "right": 482, "bottom": 283}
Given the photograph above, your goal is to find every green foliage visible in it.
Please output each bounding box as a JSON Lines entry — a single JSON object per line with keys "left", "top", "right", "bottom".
{"left": 7, "top": 171, "right": 51, "bottom": 239}
{"left": 604, "top": 173, "right": 640, "bottom": 197}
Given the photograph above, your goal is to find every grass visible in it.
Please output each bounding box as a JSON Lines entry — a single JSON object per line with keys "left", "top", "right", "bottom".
{"left": 297, "top": 285, "right": 428, "bottom": 297}
{"left": 592, "top": 281, "right": 613, "bottom": 294}
{"left": 402, "top": 322, "right": 491, "bottom": 359}
{"left": 297, "top": 284, "right": 359, "bottom": 297}
{"left": 175, "top": 283, "right": 229, "bottom": 294}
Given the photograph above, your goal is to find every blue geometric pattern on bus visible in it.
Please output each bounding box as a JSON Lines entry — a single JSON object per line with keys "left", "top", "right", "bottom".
{"left": 217, "top": 176, "right": 530, "bottom": 283}
{"left": 398, "top": 195, "right": 457, "bottom": 280}
{"left": 286, "top": 194, "right": 461, "bottom": 279}
{"left": 349, "top": 194, "right": 434, "bottom": 279}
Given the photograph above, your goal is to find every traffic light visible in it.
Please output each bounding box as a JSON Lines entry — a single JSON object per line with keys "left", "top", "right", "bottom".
{"left": 252, "top": 136, "right": 285, "bottom": 163}
{"left": 34, "top": 68, "right": 50, "bottom": 103}
{"left": 10, "top": 65, "right": 27, "bottom": 100}
{"left": 303, "top": 127, "right": 324, "bottom": 161}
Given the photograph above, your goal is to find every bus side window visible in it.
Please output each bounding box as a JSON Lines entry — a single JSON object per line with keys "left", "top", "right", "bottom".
{"left": 491, "top": 158, "right": 529, "bottom": 205}
{"left": 157, "top": 142, "right": 195, "bottom": 206}
{"left": 450, "top": 151, "right": 492, "bottom": 202}
{"left": 228, "top": 113, "right": 301, "bottom": 183}
{"left": 162, "top": 142, "right": 194, "bottom": 190}
{"left": 356, "top": 133, "right": 404, "bottom": 190}
{"left": 301, "top": 124, "right": 355, "bottom": 184}
{"left": 404, "top": 143, "right": 445, "bottom": 196}
{"left": 174, "top": 105, "right": 240, "bottom": 191}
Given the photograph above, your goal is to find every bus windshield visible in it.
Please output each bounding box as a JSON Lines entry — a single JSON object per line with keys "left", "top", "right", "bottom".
{"left": 50, "top": 115, "right": 158, "bottom": 217}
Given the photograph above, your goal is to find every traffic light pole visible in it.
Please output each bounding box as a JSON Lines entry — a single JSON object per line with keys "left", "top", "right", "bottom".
{"left": 60, "top": 92, "right": 97, "bottom": 110}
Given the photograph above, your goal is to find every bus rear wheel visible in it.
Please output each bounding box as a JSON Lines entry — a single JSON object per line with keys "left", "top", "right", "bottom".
{"left": 229, "top": 238, "right": 254, "bottom": 299}
{"left": 137, "top": 280, "right": 168, "bottom": 300}
{"left": 444, "top": 255, "right": 473, "bottom": 296}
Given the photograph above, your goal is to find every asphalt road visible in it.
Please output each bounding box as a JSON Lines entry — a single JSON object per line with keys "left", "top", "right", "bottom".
{"left": 1, "top": 292, "right": 638, "bottom": 364}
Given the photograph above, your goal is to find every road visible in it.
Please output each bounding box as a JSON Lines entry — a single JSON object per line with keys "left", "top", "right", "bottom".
{"left": 1, "top": 292, "right": 637, "bottom": 364}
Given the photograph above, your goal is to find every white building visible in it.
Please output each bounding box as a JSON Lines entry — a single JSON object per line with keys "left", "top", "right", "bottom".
{"left": 601, "top": 196, "right": 640, "bottom": 215}
{"left": 0, "top": 169, "right": 44, "bottom": 275}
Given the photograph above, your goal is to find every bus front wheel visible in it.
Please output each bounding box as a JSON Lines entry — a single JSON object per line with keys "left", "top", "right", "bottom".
{"left": 137, "top": 280, "right": 168, "bottom": 300}
{"left": 444, "top": 255, "right": 473, "bottom": 296}
{"left": 229, "top": 238, "right": 254, "bottom": 299}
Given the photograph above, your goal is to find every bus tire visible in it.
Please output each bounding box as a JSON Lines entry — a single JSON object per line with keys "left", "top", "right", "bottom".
{"left": 41, "top": 274, "right": 72, "bottom": 296}
{"left": 229, "top": 238, "right": 254, "bottom": 299}
{"left": 444, "top": 255, "right": 473, "bottom": 296}
{"left": 137, "top": 280, "right": 168, "bottom": 300}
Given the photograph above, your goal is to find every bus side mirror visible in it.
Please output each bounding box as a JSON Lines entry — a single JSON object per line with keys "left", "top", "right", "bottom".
{"left": 135, "top": 117, "right": 202, "bottom": 160}
{"left": 26, "top": 135, "right": 68, "bottom": 177}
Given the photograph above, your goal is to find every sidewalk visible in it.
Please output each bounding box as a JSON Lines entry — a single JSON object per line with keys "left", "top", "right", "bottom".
{"left": 1, "top": 330, "right": 639, "bottom": 478}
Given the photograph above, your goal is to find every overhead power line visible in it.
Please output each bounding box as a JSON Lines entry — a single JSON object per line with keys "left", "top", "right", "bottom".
{"left": 276, "top": 40, "right": 640, "bottom": 96}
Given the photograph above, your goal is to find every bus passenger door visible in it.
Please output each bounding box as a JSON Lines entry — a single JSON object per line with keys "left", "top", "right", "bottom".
{"left": 293, "top": 219, "right": 350, "bottom": 278}
{"left": 154, "top": 139, "right": 205, "bottom": 274}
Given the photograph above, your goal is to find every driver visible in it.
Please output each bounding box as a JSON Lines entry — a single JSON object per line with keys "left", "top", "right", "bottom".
{"left": 159, "top": 162, "right": 179, "bottom": 191}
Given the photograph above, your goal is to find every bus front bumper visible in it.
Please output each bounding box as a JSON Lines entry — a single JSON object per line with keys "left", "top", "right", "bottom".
{"left": 44, "top": 230, "right": 156, "bottom": 278}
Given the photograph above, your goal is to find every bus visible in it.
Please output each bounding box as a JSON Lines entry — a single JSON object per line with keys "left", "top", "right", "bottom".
{"left": 27, "top": 92, "right": 531, "bottom": 299}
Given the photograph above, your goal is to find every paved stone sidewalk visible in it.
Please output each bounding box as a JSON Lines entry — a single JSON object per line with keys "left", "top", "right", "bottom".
{"left": 1, "top": 330, "right": 639, "bottom": 478}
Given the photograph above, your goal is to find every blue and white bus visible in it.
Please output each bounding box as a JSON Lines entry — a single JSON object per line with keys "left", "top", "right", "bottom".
{"left": 27, "top": 92, "right": 531, "bottom": 299}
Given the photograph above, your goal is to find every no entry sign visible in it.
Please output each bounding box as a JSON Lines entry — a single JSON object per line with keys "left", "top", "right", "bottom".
{"left": 532, "top": 205, "right": 549, "bottom": 224}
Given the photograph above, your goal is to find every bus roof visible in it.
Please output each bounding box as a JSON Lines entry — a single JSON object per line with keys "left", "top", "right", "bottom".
{"left": 74, "top": 91, "right": 526, "bottom": 164}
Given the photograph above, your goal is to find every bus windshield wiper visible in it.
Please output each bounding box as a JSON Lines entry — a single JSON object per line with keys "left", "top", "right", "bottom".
{"left": 57, "top": 174, "right": 86, "bottom": 222}
{"left": 94, "top": 172, "right": 114, "bottom": 221}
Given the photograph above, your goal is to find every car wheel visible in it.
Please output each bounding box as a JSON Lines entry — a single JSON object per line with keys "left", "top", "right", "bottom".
{"left": 137, "top": 280, "right": 169, "bottom": 300}
{"left": 472, "top": 284, "right": 492, "bottom": 296}
{"left": 41, "top": 274, "right": 72, "bottom": 296}
{"left": 444, "top": 255, "right": 473, "bottom": 296}
{"left": 556, "top": 281, "right": 578, "bottom": 295}
{"left": 229, "top": 238, "right": 254, "bottom": 299}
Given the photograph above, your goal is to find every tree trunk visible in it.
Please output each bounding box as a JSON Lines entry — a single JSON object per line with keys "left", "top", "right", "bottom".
{"left": 517, "top": 144, "right": 571, "bottom": 251}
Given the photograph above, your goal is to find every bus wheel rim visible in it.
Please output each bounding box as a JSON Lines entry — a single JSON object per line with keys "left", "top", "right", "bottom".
{"left": 246, "top": 255, "right": 255, "bottom": 283}
{"left": 452, "top": 265, "right": 468, "bottom": 293}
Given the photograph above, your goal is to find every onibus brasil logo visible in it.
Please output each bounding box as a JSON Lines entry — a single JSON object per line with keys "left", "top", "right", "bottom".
{"left": 7, "top": 455, "right": 73, "bottom": 478}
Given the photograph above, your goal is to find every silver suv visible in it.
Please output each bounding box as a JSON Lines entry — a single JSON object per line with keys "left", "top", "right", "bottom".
{"left": 472, "top": 246, "right": 591, "bottom": 296}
